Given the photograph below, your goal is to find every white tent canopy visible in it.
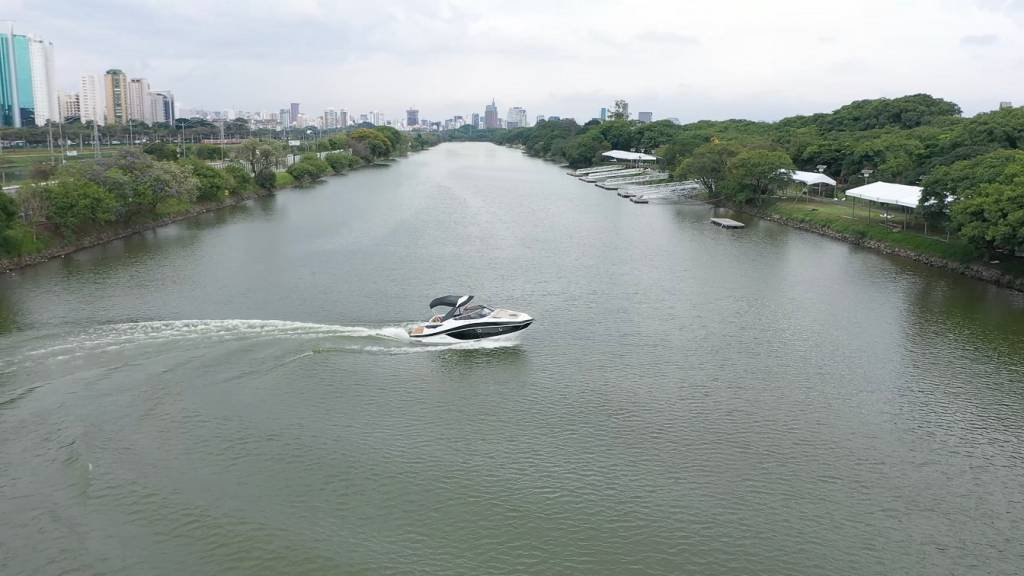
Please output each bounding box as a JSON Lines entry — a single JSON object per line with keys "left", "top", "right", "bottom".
{"left": 602, "top": 150, "right": 658, "bottom": 161}
{"left": 784, "top": 169, "right": 836, "bottom": 186}
{"left": 845, "top": 181, "right": 923, "bottom": 209}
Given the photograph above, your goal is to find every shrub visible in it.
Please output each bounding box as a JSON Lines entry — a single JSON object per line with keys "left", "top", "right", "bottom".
{"left": 324, "top": 151, "right": 362, "bottom": 174}
{"left": 255, "top": 168, "right": 278, "bottom": 191}
{"left": 275, "top": 171, "right": 295, "bottom": 189}
{"left": 223, "top": 164, "right": 254, "bottom": 196}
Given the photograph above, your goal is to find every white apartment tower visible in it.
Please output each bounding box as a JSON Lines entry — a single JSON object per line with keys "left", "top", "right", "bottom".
{"left": 79, "top": 74, "right": 103, "bottom": 125}
{"left": 127, "top": 77, "right": 151, "bottom": 123}
{"left": 27, "top": 35, "right": 57, "bottom": 125}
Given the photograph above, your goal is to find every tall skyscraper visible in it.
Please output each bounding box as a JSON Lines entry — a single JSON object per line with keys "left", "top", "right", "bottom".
{"left": 104, "top": 69, "right": 129, "bottom": 125}
{"left": 58, "top": 90, "right": 79, "bottom": 121}
{"left": 79, "top": 74, "right": 102, "bottom": 125}
{"left": 471, "top": 112, "right": 480, "bottom": 128}
{"left": 484, "top": 98, "right": 498, "bottom": 129}
{"left": 289, "top": 102, "right": 300, "bottom": 125}
{"left": 506, "top": 106, "right": 527, "bottom": 129}
{"left": 406, "top": 107, "right": 419, "bottom": 127}
{"left": 27, "top": 35, "right": 56, "bottom": 125}
{"left": 127, "top": 77, "right": 151, "bottom": 123}
{"left": 152, "top": 90, "right": 174, "bottom": 123}
{"left": 0, "top": 24, "right": 54, "bottom": 127}
{"left": 599, "top": 107, "right": 608, "bottom": 121}
{"left": 148, "top": 92, "right": 174, "bottom": 124}
{"left": 339, "top": 109, "right": 348, "bottom": 128}
{"left": 324, "top": 108, "right": 339, "bottom": 129}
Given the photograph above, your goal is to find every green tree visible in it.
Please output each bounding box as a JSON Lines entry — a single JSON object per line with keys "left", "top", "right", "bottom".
{"left": 286, "top": 156, "right": 331, "bottom": 186}
{"left": 724, "top": 149, "right": 795, "bottom": 204}
{"left": 349, "top": 128, "right": 392, "bottom": 161}
{"left": 184, "top": 160, "right": 229, "bottom": 202}
{"left": 44, "top": 179, "right": 118, "bottom": 237}
{"left": 143, "top": 142, "right": 179, "bottom": 162}
{"left": 255, "top": 168, "right": 277, "bottom": 191}
{"left": 675, "top": 142, "right": 740, "bottom": 198}
{"left": 61, "top": 150, "right": 198, "bottom": 222}
{"left": 324, "top": 151, "right": 362, "bottom": 174}
{"left": 236, "top": 139, "right": 287, "bottom": 176}
{"left": 563, "top": 131, "right": 609, "bottom": 168}
{"left": 222, "top": 164, "right": 254, "bottom": 196}
{"left": 0, "top": 192, "right": 20, "bottom": 256}
{"left": 950, "top": 182, "right": 1024, "bottom": 258}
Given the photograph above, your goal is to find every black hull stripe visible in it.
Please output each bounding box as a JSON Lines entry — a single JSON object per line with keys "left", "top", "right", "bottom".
{"left": 410, "top": 320, "right": 533, "bottom": 339}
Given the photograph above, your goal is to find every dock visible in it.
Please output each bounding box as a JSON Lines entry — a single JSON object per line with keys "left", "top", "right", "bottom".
{"left": 710, "top": 218, "right": 745, "bottom": 229}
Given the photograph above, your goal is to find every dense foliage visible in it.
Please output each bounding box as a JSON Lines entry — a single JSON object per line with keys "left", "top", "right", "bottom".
{"left": 485, "top": 94, "right": 1024, "bottom": 257}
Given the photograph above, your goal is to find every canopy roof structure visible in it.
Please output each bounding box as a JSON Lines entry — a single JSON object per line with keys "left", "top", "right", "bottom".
{"left": 602, "top": 150, "right": 658, "bottom": 161}
{"left": 844, "top": 181, "right": 923, "bottom": 208}
{"left": 785, "top": 170, "right": 836, "bottom": 186}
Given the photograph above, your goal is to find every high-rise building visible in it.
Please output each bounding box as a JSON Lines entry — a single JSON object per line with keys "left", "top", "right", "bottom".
{"left": 600, "top": 107, "right": 608, "bottom": 121}
{"left": 58, "top": 90, "right": 79, "bottom": 121}
{"left": 27, "top": 35, "right": 56, "bottom": 126}
{"left": 147, "top": 91, "right": 174, "bottom": 124}
{"left": 279, "top": 110, "right": 290, "bottom": 128}
{"left": 127, "top": 77, "right": 150, "bottom": 123}
{"left": 506, "top": 106, "right": 527, "bottom": 128}
{"left": 104, "top": 69, "right": 129, "bottom": 125}
{"left": 471, "top": 112, "right": 480, "bottom": 128}
{"left": 79, "top": 74, "right": 102, "bottom": 125}
{"left": 406, "top": 107, "right": 419, "bottom": 127}
{"left": 638, "top": 111, "right": 653, "bottom": 123}
{"left": 484, "top": 98, "right": 499, "bottom": 129}
{"left": 290, "top": 102, "right": 300, "bottom": 125}
{"left": 152, "top": 90, "right": 174, "bottom": 123}
{"left": 323, "top": 108, "right": 339, "bottom": 129}
{"left": 1, "top": 24, "right": 52, "bottom": 127}
{"left": 339, "top": 108, "right": 348, "bottom": 128}
{"left": 536, "top": 114, "right": 545, "bottom": 124}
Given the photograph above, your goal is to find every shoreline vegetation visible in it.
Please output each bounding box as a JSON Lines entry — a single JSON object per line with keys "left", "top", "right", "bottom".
{"left": 1, "top": 126, "right": 442, "bottom": 273}
{"left": 3, "top": 94, "right": 1023, "bottom": 293}
{"left": 454, "top": 94, "right": 1022, "bottom": 292}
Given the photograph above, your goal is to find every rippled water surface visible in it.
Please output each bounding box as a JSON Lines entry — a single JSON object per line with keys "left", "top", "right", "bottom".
{"left": 2, "top": 143, "right": 1024, "bottom": 575}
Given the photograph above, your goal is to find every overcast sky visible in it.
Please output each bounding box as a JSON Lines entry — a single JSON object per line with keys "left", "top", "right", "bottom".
{"left": 6, "top": 0, "right": 1024, "bottom": 122}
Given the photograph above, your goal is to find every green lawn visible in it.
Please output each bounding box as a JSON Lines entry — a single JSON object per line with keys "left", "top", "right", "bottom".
{"left": 767, "top": 197, "right": 982, "bottom": 263}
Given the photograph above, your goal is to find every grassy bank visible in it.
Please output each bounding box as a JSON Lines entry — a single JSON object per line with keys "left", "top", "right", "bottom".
{"left": 766, "top": 199, "right": 980, "bottom": 261}
{"left": 759, "top": 197, "right": 1024, "bottom": 286}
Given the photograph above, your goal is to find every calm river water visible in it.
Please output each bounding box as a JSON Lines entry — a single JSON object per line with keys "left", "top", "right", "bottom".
{"left": 2, "top": 143, "right": 1023, "bottom": 575}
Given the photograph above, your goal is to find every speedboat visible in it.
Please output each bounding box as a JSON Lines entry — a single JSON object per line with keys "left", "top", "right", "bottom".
{"left": 408, "top": 295, "right": 533, "bottom": 342}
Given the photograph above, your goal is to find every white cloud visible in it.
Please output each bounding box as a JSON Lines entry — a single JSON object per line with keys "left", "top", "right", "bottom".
{"left": 7, "top": 0, "right": 1024, "bottom": 121}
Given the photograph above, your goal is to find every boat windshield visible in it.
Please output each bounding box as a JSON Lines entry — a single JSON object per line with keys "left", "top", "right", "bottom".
{"left": 453, "top": 304, "right": 493, "bottom": 320}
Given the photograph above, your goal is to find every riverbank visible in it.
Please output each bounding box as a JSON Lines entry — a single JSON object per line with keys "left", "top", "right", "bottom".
{"left": 0, "top": 159, "right": 394, "bottom": 274}
{"left": 0, "top": 190, "right": 270, "bottom": 273}
{"left": 746, "top": 201, "right": 1024, "bottom": 293}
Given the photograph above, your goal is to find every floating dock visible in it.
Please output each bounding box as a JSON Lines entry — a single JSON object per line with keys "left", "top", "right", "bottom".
{"left": 710, "top": 218, "right": 745, "bottom": 229}
{"left": 568, "top": 165, "right": 624, "bottom": 176}
{"left": 596, "top": 172, "right": 669, "bottom": 190}
{"left": 581, "top": 168, "right": 645, "bottom": 182}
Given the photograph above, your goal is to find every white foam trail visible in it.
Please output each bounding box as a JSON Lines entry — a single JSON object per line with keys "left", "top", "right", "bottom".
{"left": 13, "top": 319, "right": 520, "bottom": 364}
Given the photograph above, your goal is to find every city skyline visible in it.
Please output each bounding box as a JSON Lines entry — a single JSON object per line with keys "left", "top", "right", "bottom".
{"left": 4, "top": 0, "right": 1023, "bottom": 124}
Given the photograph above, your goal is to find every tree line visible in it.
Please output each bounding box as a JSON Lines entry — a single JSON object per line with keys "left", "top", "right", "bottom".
{"left": 478, "top": 94, "right": 1024, "bottom": 258}
{"left": 0, "top": 125, "right": 436, "bottom": 259}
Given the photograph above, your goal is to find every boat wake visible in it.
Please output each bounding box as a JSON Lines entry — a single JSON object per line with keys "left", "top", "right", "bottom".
{"left": 5, "top": 319, "right": 521, "bottom": 368}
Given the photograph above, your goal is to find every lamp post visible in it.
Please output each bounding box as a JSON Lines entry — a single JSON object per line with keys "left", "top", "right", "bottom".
{"left": 861, "top": 169, "right": 874, "bottom": 222}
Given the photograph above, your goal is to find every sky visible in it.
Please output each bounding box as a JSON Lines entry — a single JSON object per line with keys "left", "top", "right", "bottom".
{"left": 5, "top": 0, "right": 1024, "bottom": 123}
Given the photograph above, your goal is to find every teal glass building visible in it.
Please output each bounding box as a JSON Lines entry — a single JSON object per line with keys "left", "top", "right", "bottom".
{"left": 0, "top": 27, "right": 35, "bottom": 128}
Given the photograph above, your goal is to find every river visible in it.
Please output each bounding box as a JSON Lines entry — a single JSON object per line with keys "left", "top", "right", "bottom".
{"left": 2, "top": 142, "right": 1023, "bottom": 575}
